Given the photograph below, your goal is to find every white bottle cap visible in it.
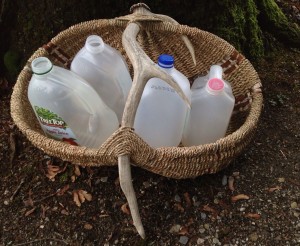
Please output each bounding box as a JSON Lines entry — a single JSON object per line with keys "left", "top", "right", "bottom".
{"left": 85, "top": 35, "right": 105, "bottom": 53}
{"left": 209, "top": 65, "right": 223, "bottom": 80}
{"left": 31, "top": 57, "right": 53, "bottom": 75}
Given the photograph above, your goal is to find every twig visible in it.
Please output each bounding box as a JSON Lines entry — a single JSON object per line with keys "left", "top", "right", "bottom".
{"left": 286, "top": 178, "right": 300, "bottom": 187}
{"left": 9, "top": 132, "right": 16, "bottom": 168}
{"left": 13, "top": 238, "right": 68, "bottom": 246}
{"left": 279, "top": 149, "right": 287, "bottom": 159}
{"left": 9, "top": 178, "right": 25, "bottom": 202}
{"left": 33, "top": 190, "right": 59, "bottom": 204}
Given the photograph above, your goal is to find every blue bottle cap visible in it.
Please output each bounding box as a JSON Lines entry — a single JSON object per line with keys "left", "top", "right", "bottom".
{"left": 158, "top": 54, "right": 174, "bottom": 68}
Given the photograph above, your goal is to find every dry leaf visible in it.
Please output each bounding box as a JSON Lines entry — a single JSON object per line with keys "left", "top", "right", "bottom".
{"left": 71, "top": 175, "right": 76, "bottom": 182}
{"left": 231, "top": 194, "right": 250, "bottom": 203}
{"left": 268, "top": 186, "right": 281, "bottom": 192}
{"left": 46, "top": 163, "right": 67, "bottom": 181}
{"left": 202, "top": 204, "right": 218, "bottom": 217}
{"left": 0, "top": 77, "right": 8, "bottom": 90}
{"left": 61, "top": 209, "right": 69, "bottom": 215}
{"left": 183, "top": 192, "right": 192, "bottom": 207}
{"left": 73, "top": 190, "right": 92, "bottom": 207}
{"left": 9, "top": 132, "right": 16, "bottom": 165}
{"left": 174, "top": 203, "right": 185, "bottom": 213}
{"left": 57, "top": 185, "right": 70, "bottom": 196}
{"left": 74, "top": 165, "right": 81, "bottom": 176}
{"left": 178, "top": 226, "right": 189, "bottom": 236}
{"left": 40, "top": 204, "right": 49, "bottom": 219}
{"left": 78, "top": 190, "right": 86, "bottom": 203}
{"left": 84, "top": 223, "right": 93, "bottom": 230}
{"left": 228, "top": 176, "right": 235, "bottom": 191}
{"left": 81, "top": 190, "right": 92, "bottom": 201}
{"left": 25, "top": 207, "right": 36, "bottom": 217}
{"left": 73, "top": 191, "right": 81, "bottom": 207}
{"left": 121, "top": 203, "right": 131, "bottom": 215}
{"left": 23, "top": 198, "right": 34, "bottom": 207}
{"left": 245, "top": 213, "right": 261, "bottom": 219}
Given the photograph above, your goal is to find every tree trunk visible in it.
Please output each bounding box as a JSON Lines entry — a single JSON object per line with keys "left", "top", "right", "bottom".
{"left": 1, "top": 0, "right": 299, "bottom": 79}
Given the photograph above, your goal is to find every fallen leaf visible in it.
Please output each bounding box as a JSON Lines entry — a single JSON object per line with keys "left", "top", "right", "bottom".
{"left": 178, "top": 226, "right": 189, "bottom": 236}
{"left": 78, "top": 190, "right": 86, "bottom": 203}
{"left": 73, "top": 191, "right": 81, "bottom": 207}
{"left": 9, "top": 132, "right": 16, "bottom": 166}
{"left": 183, "top": 192, "right": 192, "bottom": 207}
{"left": 46, "top": 163, "right": 67, "bottom": 181}
{"left": 74, "top": 165, "right": 81, "bottom": 176}
{"left": 81, "top": 190, "right": 92, "bottom": 201}
{"left": 114, "top": 177, "right": 120, "bottom": 186}
{"left": 25, "top": 207, "right": 36, "bottom": 217}
{"left": 245, "top": 213, "right": 261, "bottom": 219}
{"left": 23, "top": 189, "right": 34, "bottom": 207}
{"left": 278, "top": 177, "right": 285, "bottom": 183}
{"left": 84, "top": 223, "right": 93, "bottom": 230}
{"left": 40, "top": 204, "right": 49, "bottom": 219}
{"left": 61, "top": 209, "right": 69, "bottom": 215}
{"left": 268, "top": 186, "right": 281, "bottom": 192}
{"left": 71, "top": 175, "right": 76, "bottom": 182}
{"left": 121, "top": 203, "right": 131, "bottom": 215}
{"left": 174, "top": 203, "right": 185, "bottom": 213}
{"left": 73, "top": 190, "right": 92, "bottom": 207}
{"left": 57, "top": 185, "right": 70, "bottom": 196}
{"left": 231, "top": 194, "right": 250, "bottom": 203}
{"left": 23, "top": 198, "right": 34, "bottom": 207}
{"left": 0, "top": 77, "right": 8, "bottom": 90}
{"left": 228, "top": 176, "right": 235, "bottom": 191}
{"left": 202, "top": 204, "right": 218, "bottom": 217}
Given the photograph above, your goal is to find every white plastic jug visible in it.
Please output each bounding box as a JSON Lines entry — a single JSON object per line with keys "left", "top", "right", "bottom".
{"left": 28, "top": 57, "right": 119, "bottom": 148}
{"left": 134, "top": 54, "right": 191, "bottom": 148}
{"left": 182, "top": 65, "right": 235, "bottom": 146}
{"left": 70, "top": 35, "right": 132, "bottom": 122}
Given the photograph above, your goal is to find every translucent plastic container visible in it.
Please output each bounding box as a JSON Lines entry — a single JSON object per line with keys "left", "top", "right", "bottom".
{"left": 182, "top": 65, "right": 235, "bottom": 146}
{"left": 70, "top": 35, "right": 132, "bottom": 122}
{"left": 28, "top": 57, "right": 119, "bottom": 148}
{"left": 134, "top": 54, "right": 191, "bottom": 148}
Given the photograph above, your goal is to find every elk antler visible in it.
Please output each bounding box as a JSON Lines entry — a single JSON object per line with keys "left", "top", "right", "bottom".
{"left": 118, "top": 3, "right": 192, "bottom": 239}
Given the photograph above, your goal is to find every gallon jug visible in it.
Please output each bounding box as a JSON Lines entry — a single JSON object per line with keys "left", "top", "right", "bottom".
{"left": 182, "top": 65, "right": 235, "bottom": 146}
{"left": 134, "top": 54, "right": 191, "bottom": 148}
{"left": 28, "top": 57, "right": 119, "bottom": 148}
{"left": 70, "top": 35, "right": 132, "bottom": 122}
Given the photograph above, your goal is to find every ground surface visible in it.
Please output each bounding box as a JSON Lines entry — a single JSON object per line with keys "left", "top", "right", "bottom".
{"left": 1, "top": 2, "right": 300, "bottom": 246}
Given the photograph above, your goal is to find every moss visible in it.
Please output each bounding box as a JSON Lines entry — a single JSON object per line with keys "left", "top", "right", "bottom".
{"left": 255, "top": 0, "right": 300, "bottom": 47}
{"left": 245, "top": 0, "right": 264, "bottom": 58}
{"left": 3, "top": 49, "right": 21, "bottom": 77}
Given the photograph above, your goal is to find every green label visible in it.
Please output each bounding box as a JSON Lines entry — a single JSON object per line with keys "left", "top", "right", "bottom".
{"left": 34, "top": 106, "right": 79, "bottom": 146}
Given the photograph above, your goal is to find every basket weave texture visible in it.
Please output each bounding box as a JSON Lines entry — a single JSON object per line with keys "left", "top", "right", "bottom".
{"left": 10, "top": 18, "right": 263, "bottom": 179}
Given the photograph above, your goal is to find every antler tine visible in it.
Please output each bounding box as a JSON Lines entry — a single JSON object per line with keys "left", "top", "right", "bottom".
{"left": 118, "top": 3, "right": 196, "bottom": 66}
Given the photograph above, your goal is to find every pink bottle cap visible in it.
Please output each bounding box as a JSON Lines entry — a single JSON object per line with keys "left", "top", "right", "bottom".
{"left": 207, "top": 78, "right": 224, "bottom": 92}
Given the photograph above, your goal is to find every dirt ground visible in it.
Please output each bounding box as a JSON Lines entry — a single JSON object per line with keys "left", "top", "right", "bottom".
{"left": 1, "top": 2, "right": 300, "bottom": 246}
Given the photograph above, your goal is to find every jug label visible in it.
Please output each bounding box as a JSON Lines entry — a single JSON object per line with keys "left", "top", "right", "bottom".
{"left": 34, "top": 106, "right": 79, "bottom": 146}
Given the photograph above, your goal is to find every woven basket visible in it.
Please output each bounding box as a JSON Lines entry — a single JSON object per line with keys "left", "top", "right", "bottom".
{"left": 10, "top": 7, "right": 263, "bottom": 179}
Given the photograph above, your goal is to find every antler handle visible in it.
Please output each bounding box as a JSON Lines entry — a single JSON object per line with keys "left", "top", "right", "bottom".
{"left": 117, "top": 3, "right": 194, "bottom": 239}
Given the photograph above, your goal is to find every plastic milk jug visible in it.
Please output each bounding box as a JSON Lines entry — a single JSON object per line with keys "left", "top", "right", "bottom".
{"left": 182, "top": 65, "right": 235, "bottom": 146}
{"left": 28, "top": 57, "right": 119, "bottom": 148}
{"left": 134, "top": 54, "right": 191, "bottom": 148}
{"left": 71, "top": 35, "right": 132, "bottom": 122}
